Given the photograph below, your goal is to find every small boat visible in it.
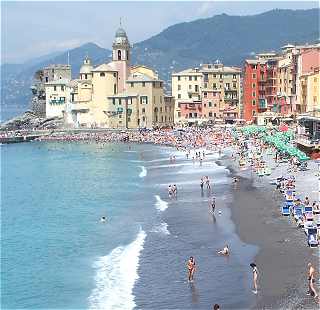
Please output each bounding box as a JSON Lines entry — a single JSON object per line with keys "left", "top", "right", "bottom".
{"left": 285, "top": 190, "right": 294, "bottom": 202}
{"left": 307, "top": 227, "right": 318, "bottom": 247}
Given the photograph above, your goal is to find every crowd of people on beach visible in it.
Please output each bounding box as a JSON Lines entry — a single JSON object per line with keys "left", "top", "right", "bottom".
{"left": 33, "top": 126, "right": 319, "bottom": 305}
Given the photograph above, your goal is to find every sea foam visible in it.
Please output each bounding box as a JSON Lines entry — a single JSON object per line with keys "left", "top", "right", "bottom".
{"left": 139, "top": 166, "right": 147, "bottom": 178}
{"left": 88, "top": 229, "right": 146, "bottom": 310}
{"left": 155, "top": 195, "right": 168, "bottom": 212}
{"left": 151, "top": 222, "right": 170, "bottom": 235}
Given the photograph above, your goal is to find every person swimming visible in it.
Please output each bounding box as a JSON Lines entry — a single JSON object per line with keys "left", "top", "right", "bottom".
{"left": 100, "top": 216, "right": 107, "bottom": 223}
{"left": 218, "top": 245, "right": 229, "bottom": 256}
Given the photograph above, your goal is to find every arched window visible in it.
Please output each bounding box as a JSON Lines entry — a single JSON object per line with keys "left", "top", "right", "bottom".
{"left": 118, "top": 50, "right": 121, "bottom": 60}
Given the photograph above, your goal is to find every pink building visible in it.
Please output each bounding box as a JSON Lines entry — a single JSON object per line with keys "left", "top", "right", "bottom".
{"left": 202, "top": 90, "right": 222, "bottom": 120}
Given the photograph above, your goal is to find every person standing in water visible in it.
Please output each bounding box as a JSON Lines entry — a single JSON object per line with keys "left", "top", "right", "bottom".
{"left": 250, "top": 263, "right": 259, "bottom": 294}
{"left": 307, "top": 262, "right": 318, "bottom": 300}
{"left": 187, "top": 256, "right": 196, "bottom": 282}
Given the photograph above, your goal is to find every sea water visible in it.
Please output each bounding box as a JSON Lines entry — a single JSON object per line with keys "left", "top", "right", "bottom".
{"left": 1, "top": 141, "right": 257, "bottom": 309}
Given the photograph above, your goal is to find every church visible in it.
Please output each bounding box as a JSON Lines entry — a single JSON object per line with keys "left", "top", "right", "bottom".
{"left": 45, "top": 26, "right": 174, "bottom": 128}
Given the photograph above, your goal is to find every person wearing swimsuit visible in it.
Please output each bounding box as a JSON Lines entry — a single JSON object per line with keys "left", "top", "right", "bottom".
{"left": 187, "top": 257, "right": 196, "bottom": 282}
{"left": 307, "top": 263, "right": 318, "bottom": 300}
{"left": 250, "top": 263, "right": 258, "bottom": 294}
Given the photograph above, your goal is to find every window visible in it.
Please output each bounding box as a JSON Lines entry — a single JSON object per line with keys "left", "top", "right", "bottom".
{"left": 189, "top": 85, "right": 192, "bottom": 90}
{"left": 189, "top": 76, "right": 192, "bottom": 81}
{"left": 178, "top": 76, "right": 181, "bottom": 81}
{"left": 233, "top": 74, "right": 236, "bottom": 79}
{"left": 195, "top": 85, "right": 198, "bottom": 92}
{"left": 220, "top": 74, "right": 223, "bottom": 79}
{"left": 142, "top": 82, "right": 145, "bottom": 87}
{"left": 213, "top": 83, "right": 217, "bottom": 89}
{"left": 252, "top": 110, "right": 256, "bottom": 116}
{"left": 209, "top": 102, "right": 212, "bottom": 107}
{"left": 189, "top": 113, "right": 192, "bottom": 118}
{"left": 253, "top": 65, "right": 257, "bottom": 70}
{"left": 142, "top": 108, "right": 145, "bottom": 113}
{"left": 252, "top": 73, "right": 256, "bottom": 79}
{"left": 113, "top": 73, "right": 117, "bottom": 77}
{"left": 142, "top": 116, "right": 146, "bottom": 121}
{"left": 178, "top": 112, "right": 181, "bottom": 117}
{"left": 160, "top": 96, "right": 162, "bottom": 103}
{"left": 233, "top": 82, "right": 237, "bottom": 88}
{"left": 214, "top": 103, "right": 217, "bottom": 107}
{"left": 252, "top": 83, "right": 256, "bottom": 88}
{"left": 61, "top": 85, "right": 64, "bottom": 91}
{"left": 118, "top": 99, "right": 122, "bottom": 105}
{"left": 204, "top": 83, "right": 208, "bottom": 88}
{"left": 160, "top": 107, "right": 162, "bottom": 113}
{"left": 100, "top": 72, "right": 105, "bottom": 77}
{"left": 178, "top": 85, "right": 181, "bottom": 90}
{"left": 204, "top": 74, "right": 208, "bottom": 82}
{"left": 225, "top": 83, "right": 230, "bottom": 89}
{"left": 314, "top": 77, "right": 317, "bottom": 83}
{"left": 140, "top": 96, "right": 148, "bottom": 104}
{"left": 194, "top": 113, "right": 197, "bottom": 118}
{"left": 252, "top": 92, "right": 256, "bottom": 97}
{"left": 214, "top": 113, "right": 217, "bottom": 117}
{"left": 188, "top": 94, "right": 192, "bottom": 99}
{"left": 53, "top": 86, "right": 57, "bottom": 91}
{"left": 178, "top": 94, "right": 181, "bottom": 99}
{"left": 128, "top": 98, "right": 133, "bottom": 105}
{"left": 204, "top": 92, "right": 207, "bottom": 98}
{"left": 194, "top": 76, "right": 197, "bottom": 81}
{"left": 119, "top": 114, "right": 122, "bottom": 118}
{"left": 112, "top": 98, "right": 116, "bottom": 105}
{"left": 45, "top": 77, "right": 48, "bottom": 83}
{"left": 130, "top": 82, "right": 134, "bottom": 87}
{"left": 213, "top": 74, "right": 216, "bottom": 78}
{"left": 126, "top": 52, "right": 129, "bottom": 60}
{"left": 118, "top": 50, "right": 121, "bottom": 60}
{"left": 252, "top": 99, "right": 256, "bottom": 105}
{"left": 209, "top": 112, "right": 212, "bottom": 117}
{"left": 114, "top": 84, "right": 117, "bottom": 94}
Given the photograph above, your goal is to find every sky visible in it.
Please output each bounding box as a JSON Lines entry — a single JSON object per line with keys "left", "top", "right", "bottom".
{"left": 1, "top": 1, "right": 318, "bottom": 63}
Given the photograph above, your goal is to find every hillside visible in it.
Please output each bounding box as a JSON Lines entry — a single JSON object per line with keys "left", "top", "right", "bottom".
{"left": 1, "top": 8, "right": 319, "bottom": 120}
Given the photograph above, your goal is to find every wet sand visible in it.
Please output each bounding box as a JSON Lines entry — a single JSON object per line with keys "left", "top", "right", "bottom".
{"left": 224, "top": 160, "right": 319, "bottom": 309}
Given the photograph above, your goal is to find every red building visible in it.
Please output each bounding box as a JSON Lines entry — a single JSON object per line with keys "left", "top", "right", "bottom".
{"left": 178, "top": 100, "right": 202, "bottom": 124}
{"left": 243, "top": 59, "right": 267, "bottom": 122}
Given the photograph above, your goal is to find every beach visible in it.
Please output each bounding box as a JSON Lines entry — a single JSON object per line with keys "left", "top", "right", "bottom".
{"left": 1, "top": 127, "right": 319, "bottom": 309}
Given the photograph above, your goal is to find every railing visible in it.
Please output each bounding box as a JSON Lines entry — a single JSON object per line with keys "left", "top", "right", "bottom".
{"left": 50, "top": 99, "right": 65, "bottom": 105}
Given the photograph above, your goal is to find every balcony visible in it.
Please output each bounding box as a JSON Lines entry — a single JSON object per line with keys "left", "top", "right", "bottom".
{"left": 50, "top": 99, "right": 65, "bottom": 105}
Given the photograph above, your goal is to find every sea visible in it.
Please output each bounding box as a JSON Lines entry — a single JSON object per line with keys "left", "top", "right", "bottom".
{"left": 1, "top": 141, "right": 258, "bottom": 309}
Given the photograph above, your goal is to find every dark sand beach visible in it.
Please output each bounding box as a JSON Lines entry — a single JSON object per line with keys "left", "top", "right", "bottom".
{"left": 224, "top": 161, "right": 319, "bottom": 309}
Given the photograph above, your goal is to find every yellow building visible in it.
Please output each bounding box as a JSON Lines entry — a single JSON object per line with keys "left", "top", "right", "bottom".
{"left": 300, "top": 69, "right": 320, "bottom": 114}
{"left": 171, "top": 68, "right": 202, "bottom": 123}
{"left": 171, "top": 62, "right": 241, "bottom": 124}
{"left": 61, "top": 26, "right": 174, "bottom": 128}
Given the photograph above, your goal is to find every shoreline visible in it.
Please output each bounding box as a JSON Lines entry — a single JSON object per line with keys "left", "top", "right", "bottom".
{"left": 219, "top": 156, "right": 319, "bottom": 309}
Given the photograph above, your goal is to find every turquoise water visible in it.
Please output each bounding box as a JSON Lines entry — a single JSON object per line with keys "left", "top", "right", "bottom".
{"left": 2, "top": 141, "right": 257, "bottom": 309}
{"left": 2, "top": 142, "right": 157, "bottom": 309}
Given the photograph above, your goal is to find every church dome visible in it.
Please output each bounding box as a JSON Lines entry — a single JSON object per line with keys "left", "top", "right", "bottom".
{"left": 80, "top": 56, "right": 93, "bottom": 74}
{"left": 115, "top": 27, "right": 127, "bottom": 38}
{"left": 113, "top": 27, "right": 129, "bottom": 45}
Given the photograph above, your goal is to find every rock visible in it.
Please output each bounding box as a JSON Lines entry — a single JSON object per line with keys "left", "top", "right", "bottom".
{"left": 0, "top": 110, "right": 64, "bottom": 131}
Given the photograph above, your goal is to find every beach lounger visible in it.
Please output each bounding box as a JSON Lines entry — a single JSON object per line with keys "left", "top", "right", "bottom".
{"left": 294, "top": 207, "right": 303, "bottom": 221}
{"left": 305, "top": 211, "right": 314, "bottom": 221}
{"left": 304, "top": 205, "right": 313, "bottom": 214}
{"left": 306, "top": 228, "right": 318, "bottom": 247}
{"left": 281, "top": 202, "right": 291, "bottom": 216}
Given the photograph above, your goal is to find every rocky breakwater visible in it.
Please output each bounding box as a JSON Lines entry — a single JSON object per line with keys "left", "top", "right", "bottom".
{"left": 0, "top": 111, "right": 64, "bottom": 131}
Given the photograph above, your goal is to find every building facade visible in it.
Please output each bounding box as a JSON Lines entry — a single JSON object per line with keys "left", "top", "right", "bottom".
{"left": 171, "top": 62, "right": 241, "bottom": 125}
{"left": 243, "top": 43, "right": 320, "bottom": 123}
{"left": 31, "top": 65, "right": 71, "bottom": 117}
{"left": 43, "top": 26, "right": 174, "bottom": 128}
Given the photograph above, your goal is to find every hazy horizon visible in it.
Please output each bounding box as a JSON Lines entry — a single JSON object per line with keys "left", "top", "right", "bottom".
{"left": 1, "top": 1, "right": 318, "bottom": 64}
